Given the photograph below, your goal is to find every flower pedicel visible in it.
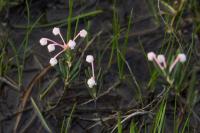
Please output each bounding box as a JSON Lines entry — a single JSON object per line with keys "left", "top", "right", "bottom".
{"left": 86, "top": 55, "right": 97, "bottom": 88}
{"left": 39, "top": 27, "right": 87, "bottom": 66}
{"left": 147, "top": 52, "right": 186, "bottom": 72}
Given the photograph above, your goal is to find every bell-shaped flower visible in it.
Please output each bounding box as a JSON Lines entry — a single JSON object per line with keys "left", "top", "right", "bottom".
{"left": 47, "top": 44, "right": 55, "bottom": 52}
{"left": 49, "top": 58, "right": 58, "bottom": 66}
{"left": 39, "top": 38, "right": 48, "bottom": 46}
{"left": 87, "top": 77, "right": 96, "bottom": 88}
{"left": 86, "top": 55, "right": 94, "bottom": 63}
{"left": 52, "top": 27, "right": 60, "bottom": 36}
{"left": 68, "top": 40, "right": 76, "bottom": 50}
{"left": 80, "top": 29, "right": 87, "bottom": 38}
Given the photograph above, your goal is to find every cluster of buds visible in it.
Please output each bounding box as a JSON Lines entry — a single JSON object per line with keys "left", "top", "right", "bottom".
{"left": 86, "top": 55, "right": 97, "bottom": 88}
{"left": 39, "top": 27, "right": 87, "bottom": 66}
{"left": 147, "top": 52, "right": 186, "bottom": 73}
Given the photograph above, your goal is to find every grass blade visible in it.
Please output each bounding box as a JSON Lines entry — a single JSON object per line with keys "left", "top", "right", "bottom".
{"left": 117, "top": 112, "right": 122, "bottom": 133}
{"left": 31, "top": 97, "right": 52, "bottom": 133}
{"left": 64, "top": 103, "right": 76, "bottom": 133}
{"left": 130, "top": 120, "right": 137, "bottom": 133}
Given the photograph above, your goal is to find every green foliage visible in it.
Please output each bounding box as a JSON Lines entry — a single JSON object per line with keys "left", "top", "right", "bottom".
{"left": 0, "top": 35, "right": 9, "bottom": 76}
{"left": 151, "top": 99, "right": 167, "bottom": 133}
{"left": 108, "top": 1, "right": 133, "bottom": 79}
{"left": 60, "top": 103, "right": 76, "bottom": 133}
{"left": 129, "top": 120, "right": 138, "bottom": 133}
{"left": 7, "top": 0, "right": 43, "bottom": 88}
{"left": 31, "top": 97, "right": 52, "bottom": 133}
{"left": 0, "top": 0, "right": 7, "bottom": 11}
{"left": 0, "top": 0, "right": 19, "bottom": 12}
{"left": 181, "top": 113, "right": 191, "bottom": 133}
{"left": 58, "top": 54, "right": 81, "bottom": 86}
{"left": 117, "top": 112, "right": 122, "bottom": 133}
{"left": 187, "top": 70, "right": 198, "bottom": 108}
{"left": 67, "top": 0, "right": 73, "bottom": 41}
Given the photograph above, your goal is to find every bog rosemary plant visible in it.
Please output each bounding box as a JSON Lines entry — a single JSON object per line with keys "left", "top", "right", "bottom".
{"left": 147, "top": 51, "right": 186, "bottom": 86}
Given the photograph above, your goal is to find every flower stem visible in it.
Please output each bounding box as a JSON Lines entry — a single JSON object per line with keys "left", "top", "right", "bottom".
{"left": 91, "top": 62, "right": 95, "bottom": 79}
{"left": 169, "top": 57, "right": 180, "bottom": 73}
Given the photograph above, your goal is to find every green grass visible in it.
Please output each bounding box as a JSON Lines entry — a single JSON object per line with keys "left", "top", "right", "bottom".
{"left": 60, "top": 103, "right": 76, "bottom": 133}
{"left": 0, "top": 35, "right": 9, "bottom": 76}
{"left": 0, "top": 0, "right": 7, "bottom": 11}
{"left": 0, "top": 0, "right": 19, "bottom": 12}
{"left": 151, "top": 99, "right": 167, "bottom": 133}
{"left": 31, "top": 97, "right": 52, "bottom": 133}
{"left": 67, "top": 0, "right": 73, "bottom": 41}
{"left": 117, "top": 112, "right": 122, "bottom": 133}
{"left": 13, "top": 10, "right": 103, "bottom": 29}
{"left": 129, "top": 120, "right": 138, "bottom": 133}
{"left": 108, "top": 2, "right": 133, "bottom": 80}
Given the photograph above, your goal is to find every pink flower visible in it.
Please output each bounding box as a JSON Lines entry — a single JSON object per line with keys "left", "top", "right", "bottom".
{"left": 147, "top": 52, "right": 156, "bottom": 61}
{"left": 86, "top": 55, "right": 96, "bottom": 88}
{"left": 79, "top": 29, "right": 87, "bottom": 38}
{"left": 39, "top": 38, "right": 47, "bottom": 46}
{"left": 147, "top": 52, "right": 186, "bottom": 72}
{"left": 39, "top": 27, "right": 88, "bottom": 66}
{"left": 86, "top": 55, "right": 94, "bottom": 63}
{"left": 49, "top": 58, "right": 58, "bottom": 66}
{"left": 68, "top": 40, "right": 76, "bottom": 50}
{"left": 87, "top": 77, "right": 96, "bottom": 88}
{"left": 52, "top": 27, "right": 60, "bottom": 35}
{"left": 47, "top": 44, "right": 55, "bottom": 52}
{"left": 169, "top": 53, "right": 186, "bottom": 72}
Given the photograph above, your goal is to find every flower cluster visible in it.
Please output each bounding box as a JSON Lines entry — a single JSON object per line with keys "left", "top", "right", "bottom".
{"left": 147, "top": 52, "right": 186, "bottom": 72}
{"left": 86, "top": 55, "right": 97, "bottom": 88}
{"left": 39, "top": 27, "right": 87, "bottom": 66}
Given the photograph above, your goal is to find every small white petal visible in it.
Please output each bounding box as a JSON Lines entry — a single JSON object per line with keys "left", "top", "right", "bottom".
{"left": 68, "top": 40, "right": 76, "bottom": 49}
{"left": 86, "top": 55, "right": 94, "bottom": 63}
{"left": 178, "top": 53, "right": 186, "bottom": 62}
{"left": 49, "top": 58, "right": 58, "bottom": 66}
{"left": 39, "top": 38, "right": 47, "bottom": 46}
{"left": 147, "top": 52, "right": 156, "bottom": 61}
{"left": 87, "top": 77, "right": 96, "bottom": 88}
{"left": 52, "top": 27, "right": 60, "bottom": 35}
{"left": 157, "top": 54, "right": 165, "bottom": 63}
{"left": 79, "top": 29, "right": 87, "bottom": 38}
{"left": 47, "top": 44, "right": 55, "bottom": 52}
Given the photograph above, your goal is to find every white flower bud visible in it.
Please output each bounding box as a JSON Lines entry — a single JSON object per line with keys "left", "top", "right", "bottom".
{"left": 79, "top": 29, "right": 87, "bottom": 38}
{"left": 68, "top": 40, "right": 76, "bottom": 49}
{"left": 147, "top": 52, "right": 156, "bottom": 61}
{"left": 49, "top": 58, "right": 58, "bottom": 66}
{"left": 178, "top": 53, "right": 186, "bottom": 62}
{"left": 39, "top": 38, "right": 47, "bottom": 46}
{"left": 157, "top": 54, "right": 165, "bottom": 63}
{"left": 87, "top": 77, "right": 96, "bottom": 88}
{"left": 86, "top": 55, "right": 94, "bottom": 63}
{"left": 52, "top": 27, "right": 60, "bottom": 35}
{"left": 47, "top": 44, "right": 55, "bottom": 52}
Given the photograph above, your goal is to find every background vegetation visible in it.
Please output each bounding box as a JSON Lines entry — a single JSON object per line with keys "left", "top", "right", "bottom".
{"left": 0, "top": 0, "right": 200, "bottom": 132}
